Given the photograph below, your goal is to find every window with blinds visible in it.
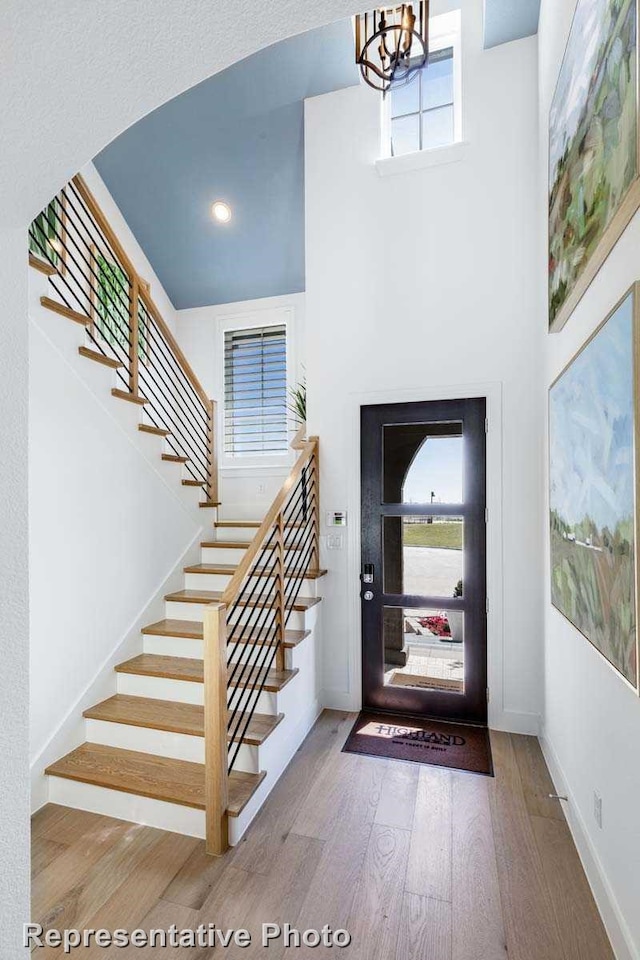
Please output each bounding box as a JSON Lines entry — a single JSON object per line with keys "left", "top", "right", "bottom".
{"left": 224, "top": 325, "right": 288, "bottom": 457}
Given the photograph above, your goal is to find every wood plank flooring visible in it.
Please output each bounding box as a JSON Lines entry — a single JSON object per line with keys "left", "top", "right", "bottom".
{"left": 31, "top": 712, "right": 614, "bottom": 959}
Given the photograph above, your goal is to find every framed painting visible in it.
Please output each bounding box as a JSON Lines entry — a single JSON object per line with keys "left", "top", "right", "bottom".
{"left": 549, "top": 285, "right": 640, "bottom": 691}
{"left": 549, "top": 0, "right": 640, "bottom": 332}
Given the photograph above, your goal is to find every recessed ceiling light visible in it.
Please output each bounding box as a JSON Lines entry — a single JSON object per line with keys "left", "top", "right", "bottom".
{"left": 212, "top": 200, "right": 232, "bottom": 223}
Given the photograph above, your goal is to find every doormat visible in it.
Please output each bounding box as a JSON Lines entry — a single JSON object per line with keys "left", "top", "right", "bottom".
{"left": 388, "top": 671, "right": 463, "bottom": 692}
{"left": 342, "top": 711, "right": 493, "bottom": 776}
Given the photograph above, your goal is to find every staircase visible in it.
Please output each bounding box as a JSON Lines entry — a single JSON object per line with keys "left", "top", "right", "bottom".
{"left": 44, "top": 512, "right": 325, "bottom": 846}
{"left": 30, "top": 174, "right": 324, "bottom": 852}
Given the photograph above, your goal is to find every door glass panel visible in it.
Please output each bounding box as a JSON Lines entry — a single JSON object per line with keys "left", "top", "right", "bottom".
{"left": 383, "top": 516, "right": 463, "bottom": 597}
{"left": 383, "top": 606, "right": 464, "bottom": 693}
{"left": 382, "top": 421, "right": 463, "bottom": 504}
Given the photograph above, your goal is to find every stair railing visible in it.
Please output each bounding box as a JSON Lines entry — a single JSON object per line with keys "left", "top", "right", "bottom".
{"left": 203, "top": 425, "right": 320, "bottom": 854}
{"left": 29, "top": 175, "right": 218, "bottom": 503}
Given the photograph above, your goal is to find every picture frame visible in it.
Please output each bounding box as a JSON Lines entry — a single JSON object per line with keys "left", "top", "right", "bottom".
{"left": 549, "top": 283, "right": 640, "bottom": 692}
{"left": 548, "top": 0, "right": 640, "bottom": 332}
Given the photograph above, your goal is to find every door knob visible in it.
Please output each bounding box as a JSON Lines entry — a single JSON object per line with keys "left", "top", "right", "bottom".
{"left": 363, "top": 590, "right": 374, "bottom": 601}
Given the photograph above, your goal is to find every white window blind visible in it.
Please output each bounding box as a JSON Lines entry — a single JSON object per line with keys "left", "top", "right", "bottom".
{"left": 224, "top": 325, "right": 288, "bottom": 457}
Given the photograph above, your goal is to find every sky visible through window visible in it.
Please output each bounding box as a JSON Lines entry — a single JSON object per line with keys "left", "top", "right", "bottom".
{"left": 390, "top": 47, "right": 454, "bottom": 156}
{"left": 403, "top": 435, "right": 463, "bottom": 504}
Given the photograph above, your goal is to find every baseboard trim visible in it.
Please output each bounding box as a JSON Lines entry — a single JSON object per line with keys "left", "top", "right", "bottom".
{"left": 321, "top": 689, "right": 360, "bottom": 712}
{"left": 489, "top": 709, "right": 541, "bottom": 736}
{"left": 539, "top": 729, "right": 638, "bottom": 960}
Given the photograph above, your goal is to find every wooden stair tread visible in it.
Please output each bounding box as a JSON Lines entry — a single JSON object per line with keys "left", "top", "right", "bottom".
{"left": 78, "top": 346, "right": 123, "bottom": 369}
{"left": 115, "top": 654, "right": 298, "bottom": 692}
{"left": 83, "top": 694, "right": 284, "bottom": 745}
{"left": 214, "top": 520, "right": 261, "bottom": 528}
{"left": 214, "top": 519, "right": 304, "bottom": 529}
{"left": 200, "top": 540, "right": 301, "bottom": 551}
{"left": 44, "top": 742, "right": 265, "bottom": 816}
{"left": 183, "top": 479, "right": 203, "bottom": 486}
{"left": 164, "top": 589, "right": 321, "bottom": 612}
{"left": 253, "top": 566, "right": 327, "bottom": 579}
{"left": 29, "top": 252, "right": 57, "bottom": 276}
{"left": 142, "top": 618, "right": 309, "bottom": 648}
{"left": 184, "top": 562, "right": 327, "bottom": 580}
{"left": 112, "top": 388, "right": 148, "bottom": 405}
{"left": 199, "top": 501, "right": 221, "bottom": 508}
{"left": 40, "top": 296, "right": 89, "bottom": 326}
{"left": 162, "top": 454, "right": 188, "bottom": 463}
{"left": 139, "top": 424, "right": 171, "bottom": 437}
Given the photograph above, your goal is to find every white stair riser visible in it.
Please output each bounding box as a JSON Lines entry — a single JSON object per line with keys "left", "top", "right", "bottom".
{"left": 84, "top": 718, "right": 258, "bottom": 773}
{"left": 116, "top": 671, "right": 279, "bottom": 714}
{"left": 143, "top": 636, "right": 203, "bottom": 659}
{"left": 200, "top": 546, "right": 311, "bottom": 566}
{"left": 214, "top": 526, "right": 259, "bottom": 543}
{"left": 184, "top": 571, "right": 319, "bottom": 598}
{"left": 165, "top": 600, "right": 310, "bottom": 631}
{"left": 143, "top": 634, "right": 294, "bottom": 670}
{"left": 48, "top": 777, "right": 206, "bottom": 839}
{"left": 200, "top": 546, "right": 248, "bottom": 564}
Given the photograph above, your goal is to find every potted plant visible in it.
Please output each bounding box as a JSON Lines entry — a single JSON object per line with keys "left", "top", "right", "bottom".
{"left": 447, "top": 579, "right": 463, "bottom": 643}
{"left": 288, "top": 373, "right": 306, "bottom": 426}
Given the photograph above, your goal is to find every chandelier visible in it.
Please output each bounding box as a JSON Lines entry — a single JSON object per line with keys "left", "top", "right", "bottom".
{"left": 355, "top": 3, "right": 429, "bottom": 95}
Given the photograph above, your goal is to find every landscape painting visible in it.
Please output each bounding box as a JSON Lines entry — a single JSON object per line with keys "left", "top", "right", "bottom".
{"left": 549, "top": 0, "right": 639, "bottom": 331}
{"left": 550, "top": 289, "right": 639, "bottom": 689}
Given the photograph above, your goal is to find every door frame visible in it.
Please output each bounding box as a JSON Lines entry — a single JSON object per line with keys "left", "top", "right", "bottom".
{"left": 341, "top": 380, "right": 505, "bottom": 729}
{"left": 360, "top": 397, "right": 487, "bottom": 723}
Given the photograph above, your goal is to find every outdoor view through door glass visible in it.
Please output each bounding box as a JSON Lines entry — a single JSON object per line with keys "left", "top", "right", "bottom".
{"left": 382, "top": 422, "right": 465, "bottom": 695}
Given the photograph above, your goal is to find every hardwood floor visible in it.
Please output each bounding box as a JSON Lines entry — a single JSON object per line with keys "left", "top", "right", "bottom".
{"left": 31, "top": 712, "right": 614, "bottom": 959}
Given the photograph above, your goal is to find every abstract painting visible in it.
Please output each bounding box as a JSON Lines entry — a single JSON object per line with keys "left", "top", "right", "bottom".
{"left": 550, "top": 287, "right": 639, "bottom": 689}
{"left": 549, "top": 0, "right": 639, "bottom": 331}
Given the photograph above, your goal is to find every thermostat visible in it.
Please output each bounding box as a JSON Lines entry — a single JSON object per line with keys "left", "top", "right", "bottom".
{"left": 327, "top": 511, "right": 347, "bottom": 527}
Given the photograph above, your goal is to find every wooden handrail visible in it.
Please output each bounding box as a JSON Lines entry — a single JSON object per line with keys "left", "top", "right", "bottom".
{"left": 73, "top": 173, "right": 212, "bottom": 413}
{"left": 220, "top": 435, "right": 318, "bottom": 606}
{"left": 138, "top": 287, "right": 211, "bottom": 410}
{"left": 203, "top": 425, "right": 320, "bottom": 855}
{"left": 64, "top": 174, "right": 218, "bottom": 504}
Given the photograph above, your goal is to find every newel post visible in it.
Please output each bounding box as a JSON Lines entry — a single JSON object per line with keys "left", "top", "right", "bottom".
{"left": 310, "top": 438, "right": 320, "bottom": 571}
{"left": 129, "top": 274, "right": 140, "bottom": 397}
{"left": 203, "top": 602, "right": 229, "bottom": 855}
{"left": 207, "top": 399, "right": 218, "bottom": 504}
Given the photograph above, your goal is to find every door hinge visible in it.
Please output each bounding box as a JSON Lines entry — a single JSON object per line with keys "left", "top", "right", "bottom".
{"left": 484, "top": 417, "right": 489, "bottom": 434}
{"left": 486, "top": 687, "right": 491, "bottom": 703}
{"left": 486, "top": 596, "right": 489, "bottom": 614}
{"left": 485, "top": 507, "right": 488, "bottom": 524}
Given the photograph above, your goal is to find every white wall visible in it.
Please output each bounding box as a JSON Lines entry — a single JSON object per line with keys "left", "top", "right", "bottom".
{"left": 0, "top": 0, "right": 368, "bottom": 947}
{"left": 176, "top": 292, "right": 306, "bottom": 518}
{"left": 305, "top": 0, "right": 544, "bottom": 729}
{"left": 539, "top": 2, "right": 640, "bottom": 958}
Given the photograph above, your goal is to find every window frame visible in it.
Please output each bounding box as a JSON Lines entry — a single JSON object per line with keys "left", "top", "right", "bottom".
{"left": 380, "top": 10, "right": 462, "bottom": 160}
{"left": 217, "top": 306, "right": 298, "bottom": 469}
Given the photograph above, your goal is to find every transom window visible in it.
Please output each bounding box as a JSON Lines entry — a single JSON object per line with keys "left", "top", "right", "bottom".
{"left": 224, "top": 325, "right": 288, "bottom": 457}
{"left": 389, "top": 47, "right": 454, "bottom": 156}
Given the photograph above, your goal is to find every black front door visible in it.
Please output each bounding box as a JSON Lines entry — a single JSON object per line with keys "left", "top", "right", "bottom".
{"left": 361, "top": 398, "right": 487, "bottom": 724}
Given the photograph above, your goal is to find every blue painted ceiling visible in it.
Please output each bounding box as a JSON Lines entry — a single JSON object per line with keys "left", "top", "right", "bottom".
{"left": 484, "top": 0, "right": 541, "bottom": 49}
{"left": 95, "top": 6, "right": 539, "bottom": 309}
{"left": 95, "top": 20, "right": 358, "bottom": 309}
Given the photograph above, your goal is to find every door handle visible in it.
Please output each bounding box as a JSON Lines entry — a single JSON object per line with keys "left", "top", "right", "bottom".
{"left": 363, "top": 590, "right": 374, "bottom": 601}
